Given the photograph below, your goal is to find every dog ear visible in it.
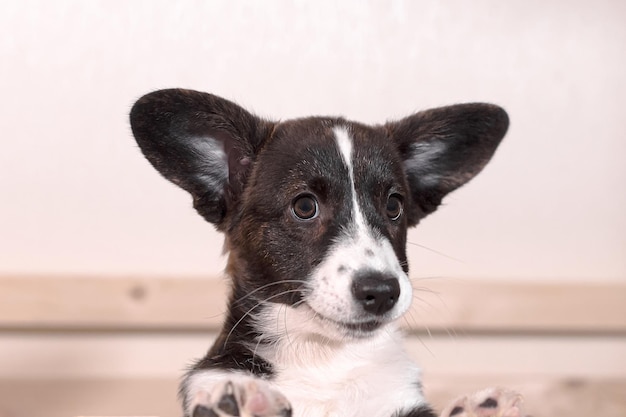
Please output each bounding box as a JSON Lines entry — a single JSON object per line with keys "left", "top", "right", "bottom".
{"left": 130, "top": 89, "right": 273, "bottom": 228}
{"left": 385, "top": 103, "right": 508, "bottom": 225}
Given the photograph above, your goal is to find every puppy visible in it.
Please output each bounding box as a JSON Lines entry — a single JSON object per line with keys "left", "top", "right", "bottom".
{"left": 130, "top": 89, "right": 520, "bottom": 417}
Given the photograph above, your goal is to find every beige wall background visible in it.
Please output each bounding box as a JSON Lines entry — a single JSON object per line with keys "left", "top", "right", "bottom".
{"left": 1, "top": 0, "right": 624, "bottom": 281}
{"left": 0, "top": 1, "right": 625, "bottom": 417}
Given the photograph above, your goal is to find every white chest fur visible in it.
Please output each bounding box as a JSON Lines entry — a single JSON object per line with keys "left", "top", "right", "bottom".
{"left": 258, "top": 325, "right": 427, "bottom": 417}
{"left": 185, "top": 313, "right": 428, "bottom": 417}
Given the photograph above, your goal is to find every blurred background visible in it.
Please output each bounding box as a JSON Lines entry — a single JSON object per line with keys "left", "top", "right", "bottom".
{"left": 0, "top": 1, "right": 624, "bottom": 416}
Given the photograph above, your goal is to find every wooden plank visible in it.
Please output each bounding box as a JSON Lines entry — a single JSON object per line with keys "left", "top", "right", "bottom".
{"left": 408, "top": 279, "right": 626, "bottom": 333}
{"left": 0, "top": 276, "right": 229, "bottom": 329}
{"left": 0, "top": 377, "right": 624, "bottom": 417}
{"left": 423, "top": 376, "right": 626, "bottom": 417}
{"left": 0, "top": 276, "right": 625, "bottom": 333}
{"left": 2, "top": 333, "right": 625, "bottom": 378}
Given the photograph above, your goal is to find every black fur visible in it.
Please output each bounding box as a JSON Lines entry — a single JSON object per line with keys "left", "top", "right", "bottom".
{"left": 384, "top": 103, "right": 509, "bottom": 222}
{"left": 395, "top": 407, "right": 438, "bottom": 417}
{"left": 130, "top": 89, "right": 274, "bottom": 227}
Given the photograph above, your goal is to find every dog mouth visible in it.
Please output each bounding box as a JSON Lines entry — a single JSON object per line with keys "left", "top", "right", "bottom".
{"left": 302, "top": 303, "right": 385, "bottom": 335}
{"left": 335, "top": 319, "right": 384, "bottom": 333}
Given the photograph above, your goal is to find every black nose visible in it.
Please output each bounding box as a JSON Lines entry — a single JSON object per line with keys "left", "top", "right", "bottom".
{"left": 351, "top": 272, "right": 400, "bottom": 316}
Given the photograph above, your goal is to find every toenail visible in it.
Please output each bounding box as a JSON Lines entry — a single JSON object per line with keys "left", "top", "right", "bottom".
{"left": 478, "top": 397, "right": 498, "bottom": 408}
{"left": 192, "top": 404, "right": 219, "bottom": 417}
{"left": 450, "top": 405, "right": 464, "bottom": 416}
{"left": 217, "top": 391, "right": 240, "bottom": 415}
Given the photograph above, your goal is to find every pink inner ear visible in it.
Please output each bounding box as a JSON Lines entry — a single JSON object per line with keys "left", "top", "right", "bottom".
{"left": 239, "top": 157, "right": 251, "bottom": 166}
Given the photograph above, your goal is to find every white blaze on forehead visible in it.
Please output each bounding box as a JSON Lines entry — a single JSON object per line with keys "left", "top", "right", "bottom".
{"left": 333, "top": 126, "right": 367, "bottom": 231}
{"left": 334, "top": 126, "right": 354, "bottom": 170}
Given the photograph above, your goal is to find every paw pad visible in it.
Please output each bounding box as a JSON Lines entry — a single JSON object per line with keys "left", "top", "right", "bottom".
{"left": 191, "top": 379, "right": 292, "bottom": 417}
{"left": 440, "top": 387, "right": 524, "bottom": 417}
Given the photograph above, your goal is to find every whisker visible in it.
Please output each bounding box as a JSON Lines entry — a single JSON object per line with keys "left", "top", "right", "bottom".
{"left": 410, "top": 282, "right": 460, "bottom": 340}
{"left": 411, "top": 290, "right": 443, "bottom": 313}
{"left": 232, "top": 280, "right": 308, "bottom": 306}
{"left": 413, "top": 331, "right": 435, "bottom": 357}
{"left": 407, "top": 241, "right": 464, "bottom": 263}
{"left": 403, "top": 297, "right": 437, "bottom": 341}
{"left": 223, "top": 288, "right": 304, "bottom": 346}
{"left": 280, "top": 302, "right": 294, "bottom": 348}
{"left": 402, "top": 308, "right": 419, "bottom": 332}
{"left": 411, "top": 275, "right": 447, "bottom": 282}
{"left": 278, "top": 300, "right": 321, "bottom": 355}
{"left": 251, "top": 333, "right": 264, "bottom": 364}
{"left": 401, "top": 312, "right": 413, "bottom": 328}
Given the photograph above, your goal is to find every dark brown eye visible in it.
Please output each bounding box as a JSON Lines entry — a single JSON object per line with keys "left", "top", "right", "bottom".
{"left": 386, "top": 194, "right": 403, "bottom": 221}
{"left": 292, "top": 195, "right": 318, "bottom": 220}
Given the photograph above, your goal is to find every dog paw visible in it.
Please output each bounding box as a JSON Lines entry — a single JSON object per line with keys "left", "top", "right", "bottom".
{"left": 191, "top": 379, "right": 292, "bottom": 417}
{"left": 439, "top": 387, "right": 525, "bottom": 417}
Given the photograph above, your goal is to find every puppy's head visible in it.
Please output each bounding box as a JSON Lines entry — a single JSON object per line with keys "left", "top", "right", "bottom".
{"left": 130, "top": 89, "right": 508, "bottom": 340}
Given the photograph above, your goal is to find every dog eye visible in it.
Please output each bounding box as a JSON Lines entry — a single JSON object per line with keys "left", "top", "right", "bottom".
{"left": 292, "top": 195, "right": 319, "bottom": 220}
{"left": 386, "top": 194, "right": 403, "bottom": 221}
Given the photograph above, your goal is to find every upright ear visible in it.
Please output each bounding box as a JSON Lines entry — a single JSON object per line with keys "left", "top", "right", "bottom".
{"left": 130, "top": 89, "right": 273, "bottom": 228}
{"left": 385, "top": 103, "right": 509, "bottom": 225}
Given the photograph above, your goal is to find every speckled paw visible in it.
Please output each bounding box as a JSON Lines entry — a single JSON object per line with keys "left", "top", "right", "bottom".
{"left": 439, "top": 387, "right": 525, "bottom": 417}
{"left": 191, "top": 379, "right": 292, "bottom": 417}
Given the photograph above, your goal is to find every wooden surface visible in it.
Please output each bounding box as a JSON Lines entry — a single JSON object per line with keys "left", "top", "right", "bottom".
{"left": 1, "top": 276, "right": 625, "bottom": 417}
{"left": 0, "top": 377, "right": 624, "bottom": 417}
{"left": 1, "top": 276, "right": 625, "bottom": 333}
